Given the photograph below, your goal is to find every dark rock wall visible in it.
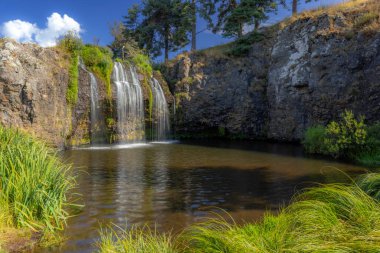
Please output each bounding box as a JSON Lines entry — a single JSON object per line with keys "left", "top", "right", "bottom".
{"left": 268, "top": 15, "right": 380, "bottom": 140}
{"left": 165, "top": 13, "right": 380, "bottom": 141}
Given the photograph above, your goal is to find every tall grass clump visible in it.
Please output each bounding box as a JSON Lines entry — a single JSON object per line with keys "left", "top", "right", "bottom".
{"left": 357, "top": 173, "right": 380, "bottom": 201}
{"left": 287, "top": 184, "right": 380, "bottom": 252}
{"left": 97, "top": 180, "right": 380, "bottom": 253}
{"left": 0, "top": 126, "right": 76, "bottom": 233}
{"left": 182, "top": 212, "right": 292, "bottom": 253}
{"left": 183, "top": 184, "right": 380, "bottom": 253}
{"left": 98, "top": 226, "right": 177, "bottom": 253}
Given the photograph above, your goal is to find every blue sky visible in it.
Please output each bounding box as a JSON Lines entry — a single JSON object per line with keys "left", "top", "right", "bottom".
{"left": 0, "top": 0, "right": 344, "bottom": 59}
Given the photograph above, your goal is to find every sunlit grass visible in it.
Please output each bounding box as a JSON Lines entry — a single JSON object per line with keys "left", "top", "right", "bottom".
{"left": 97, "top": 181, "right": 380, "bottom": 253}
{"left": 357, "top": 173, "right": 380, "bottom": 201}
{"left": 98, "top": 226, "right": 178, "bottom": 253}
{"left": 0, "top": 126, "right": 77, "bottom": 234}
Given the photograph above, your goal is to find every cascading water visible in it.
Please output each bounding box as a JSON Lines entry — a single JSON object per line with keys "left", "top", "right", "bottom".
{"left": 112, "top": 62, "right": 145, "bottom": 142}
{"left": 79, "top": 61, "right": 105, "bottom": 144}
{"left": 151, "top": 78, "right": 170, "bottom": 141}
{"left": 89, "top": 72, "right": 104, "bottom": 144}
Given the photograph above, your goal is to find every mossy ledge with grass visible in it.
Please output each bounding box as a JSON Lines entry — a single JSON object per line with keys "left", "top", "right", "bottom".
{"left": 0, "top": 126, "right": 78, "bottom": 252}
{"left": 57, "top": 33, "right": 114, "bottom": 106}
{"left": 97, "top": 173, "right": 380, "bottom": 253}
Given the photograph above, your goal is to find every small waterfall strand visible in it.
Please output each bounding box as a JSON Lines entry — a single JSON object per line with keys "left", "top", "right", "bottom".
{"left": 151, "top": 78, "right": 170, "bottom": 141}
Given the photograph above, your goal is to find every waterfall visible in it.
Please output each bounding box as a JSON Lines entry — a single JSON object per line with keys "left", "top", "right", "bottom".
{"left": 89, "top": 72, "right": 104, "bottom": 144}
{"left": 151, "top": 78, "right": 170, "bottom": 141}
{"left": 112, "top": 62, "right": 145, "bottom": 142}
{"left": 79, "top": 61, "right": 105, "bottom": 144}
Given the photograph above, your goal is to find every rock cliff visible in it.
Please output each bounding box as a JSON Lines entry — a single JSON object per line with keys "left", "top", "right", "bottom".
{"left": 0, "top": 40, "right": 72, "bottom": 148}
{"left": 164, "top": 0, "right": 380, "bottom": 141}
{"left": 0, "top": 38, "right": 173, "bottom": 147}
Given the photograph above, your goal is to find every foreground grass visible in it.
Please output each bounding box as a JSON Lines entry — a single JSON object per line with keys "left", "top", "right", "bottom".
{"left": 98, "top": 177, "right": 380, "bottom": 253}
{"left": 0, "top": 126, "right": 77, "bottom": 251}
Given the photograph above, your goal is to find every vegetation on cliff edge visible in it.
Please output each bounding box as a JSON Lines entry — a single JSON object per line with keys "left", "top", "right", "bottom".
{"left": 57, "top": 33, "right": 114, "bottom": 104}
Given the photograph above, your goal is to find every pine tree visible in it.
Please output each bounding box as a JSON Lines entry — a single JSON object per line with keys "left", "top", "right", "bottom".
{"left": 123, "top": 0, "right": 193, "bottom": 61}
{"left": 211, "top": 0, "right": 239, "bottom": 35}
{"left": 291, "top": 0, "right": 318, "bottom": 15}
{"left": 189, "top": 0, "right": 216, "bottom": 51}
{"left": 222, "top": 0, "right": 278, "bottom": 38}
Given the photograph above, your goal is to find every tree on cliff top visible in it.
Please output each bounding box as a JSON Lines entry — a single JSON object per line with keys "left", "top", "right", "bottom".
{"left": 291, "top": 0, "right": 319, "bottom": 15}
{"left": 221, "top": 0, "right": 280, "bottom": 38}
{"left": 189, "top": 0, "right": 217, "bottom": 51}
{"left": 123, "top": 0, "right": 193, "bottom": 61}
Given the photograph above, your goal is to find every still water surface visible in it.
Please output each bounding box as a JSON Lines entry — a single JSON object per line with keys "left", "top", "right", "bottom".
{"left": 47, "top": 140, "right": 366, "bottom": 253}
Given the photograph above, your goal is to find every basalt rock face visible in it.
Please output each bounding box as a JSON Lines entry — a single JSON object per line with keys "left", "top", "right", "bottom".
{"left": 0, "top": 39, "right": 71, "bottom": 148}
{"left": 165, "top": 10, "right": 380, "bottom": 141}
{"left": 0, "top": 39, "right": 106, "bottom": 148}
{"left": 166, "top": 41, "right": 272, "bottom": 139}
{"left": 267, "top": 14, "right": 380, "bottom": 141}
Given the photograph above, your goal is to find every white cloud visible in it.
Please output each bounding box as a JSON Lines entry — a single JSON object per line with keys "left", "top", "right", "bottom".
{"left": 1, "top": 20, "right": 37, "bottom": 42}
{"left": 35, "top": 13, "right": 81, "bottom": 47}
{"left": 1, "top": 13, "right": 81, "bottom": 47}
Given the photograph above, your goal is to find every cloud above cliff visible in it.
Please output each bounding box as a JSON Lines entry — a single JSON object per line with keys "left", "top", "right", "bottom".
{"left": 1, "top": 13, "right": 81, "bottom": 47}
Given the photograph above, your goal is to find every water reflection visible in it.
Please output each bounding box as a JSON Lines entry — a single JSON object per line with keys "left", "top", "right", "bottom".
{"left": 46, "top": 141, "right": 366, "bottom": 253}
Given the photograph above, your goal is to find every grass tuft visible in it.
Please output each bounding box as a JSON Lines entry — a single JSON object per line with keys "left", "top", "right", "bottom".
{"left": 357, "top": 173, "right": 380, "bottom": 201}
{"left": 0, "top": 126, "right": 77, "bottom": 233}
{"left": 97, "top": 180, "right": 380, "bottom": 253}
{"left": 98, "top": 226, "right": 177, "bottom": 253}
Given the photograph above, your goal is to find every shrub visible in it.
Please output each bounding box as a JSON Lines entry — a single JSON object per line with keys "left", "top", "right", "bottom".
{"left": 228, "top": 32, "right": 265, "bottom": 57}
{"left": 302, "top": 125, "right": 328, "bottom": 154}
{"left": 324, "top": 110, "right": 367, "bottom": 158}
{"left": 56, "top": 32, "right": 83, "bottom": 53}
{"left": 80, "top": 45, "right": 114, "bottom": 98}
{"left": 132, "top": 53, "right": 153, "bottom": 77}
{"left": 0, "top": 126, "right": 77, "bottom": 232}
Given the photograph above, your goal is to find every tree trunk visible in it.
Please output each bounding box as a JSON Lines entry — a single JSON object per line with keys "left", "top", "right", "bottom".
{"left": 191, "top": 0, "right": 197, "bottom": 51}
{"left": 164, "top": 28, "right": 169, "bottom": 62}
{"left": 238, "top": 23, "right": 243, "bottom": 38}
{"left": 292, "top": 0, "right": 298, "bottom": 15}
{"left": 254, "top": 19, "right": 260, "bottom": 31}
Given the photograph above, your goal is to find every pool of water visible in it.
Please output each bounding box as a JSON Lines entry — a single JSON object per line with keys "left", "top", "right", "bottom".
{"left": 43, "top": 140, "right": 367, "bottom": 253}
